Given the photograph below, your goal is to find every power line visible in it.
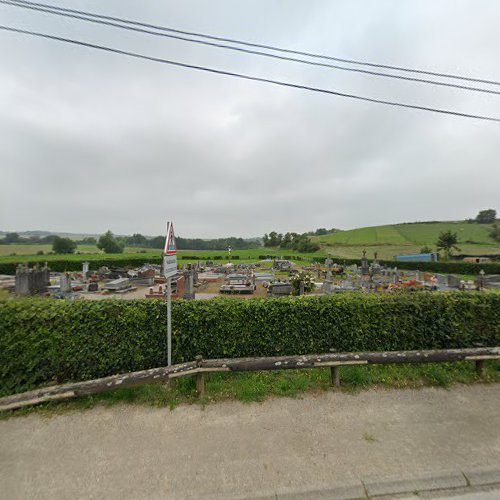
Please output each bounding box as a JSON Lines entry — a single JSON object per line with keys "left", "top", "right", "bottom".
{"left": 1, "top": 25, "right": 499, "bottom": 123}
{"left": 2, "top": 0, "right": 500, "bottom": 97}
{"left": 5, "top": 0, "right": 500, "bottom": 88}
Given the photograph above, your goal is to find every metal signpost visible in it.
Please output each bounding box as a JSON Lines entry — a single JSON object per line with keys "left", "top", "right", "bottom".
{"left": 163, "top": 221, "right": 177, "bottom": 366}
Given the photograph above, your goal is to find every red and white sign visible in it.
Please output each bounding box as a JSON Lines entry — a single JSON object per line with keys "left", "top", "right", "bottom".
{"left": 164, "top": 221, "right": 177, "bottom": 255}
{"left": 163, "top": 221, "right": 177, "bottom": 278}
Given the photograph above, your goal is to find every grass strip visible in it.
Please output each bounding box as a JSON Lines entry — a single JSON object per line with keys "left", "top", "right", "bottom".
{"left": 1, "top": 361, "right": 499, "bottom": 420}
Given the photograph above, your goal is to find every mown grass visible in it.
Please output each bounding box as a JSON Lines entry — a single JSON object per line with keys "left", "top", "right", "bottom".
{"left": 0, "top": 247, "right": 323, "bottom": 265}
{"left": 2, "top": 361, "right": 499, "bottom": 420}
{"left": 319, "top": 222, "right": 495, "bottom": 246}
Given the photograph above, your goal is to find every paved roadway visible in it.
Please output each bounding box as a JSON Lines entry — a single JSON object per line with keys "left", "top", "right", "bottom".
{"left": 1, "top": 385, "right": 499, "bottom": 499}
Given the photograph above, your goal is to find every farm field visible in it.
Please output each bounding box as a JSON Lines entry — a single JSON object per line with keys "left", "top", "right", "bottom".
{"left": 0, "top": 244, "right": 152, "bottom": 257}
{"left": 316, "top": 222, "right": 499, "bottom": 259}
{"left": 319, "top": 222, "right": 495, "bottom": 246}
{"left": 314, "top": 243, "right": 500, "bottom": 260}
{"left": 0, "top": 246, "right": 323, "bottom": 266}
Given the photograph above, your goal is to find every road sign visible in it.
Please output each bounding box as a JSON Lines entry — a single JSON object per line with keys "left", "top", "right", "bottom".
{"left": 164, "top": 221, "right": 177, "bottom": 255}
{"left": 163, "top": 221, "right": 177, "bottom": 367}
{"left": 163, "top": 222, "right": 177, "bottom": 278}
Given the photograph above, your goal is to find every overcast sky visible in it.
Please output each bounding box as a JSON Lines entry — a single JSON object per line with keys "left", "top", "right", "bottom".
{"left": 0, "top": 0, "right": 499, "bottom": 238}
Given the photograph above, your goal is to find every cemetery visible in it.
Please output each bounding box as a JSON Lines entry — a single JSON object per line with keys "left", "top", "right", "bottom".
{"left": 2, "top": 249, "right": 498, "bottom": 301}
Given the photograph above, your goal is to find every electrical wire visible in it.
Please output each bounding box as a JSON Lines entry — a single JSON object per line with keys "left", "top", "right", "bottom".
{"left": 5, "top": 0, "right": 500, "bottom": 88}
{"left": 1, "top": 25, "right": 499, "bottom": 123}
{"left": 2, "top": 0, "right": 499, "bottom": 96}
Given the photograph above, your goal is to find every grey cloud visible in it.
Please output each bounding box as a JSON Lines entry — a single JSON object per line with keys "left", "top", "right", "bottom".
{"left": 0, "top": 0, "right": 499, "bottom": 237}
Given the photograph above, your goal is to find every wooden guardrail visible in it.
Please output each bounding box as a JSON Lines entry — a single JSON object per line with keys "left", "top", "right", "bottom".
{"left": 1, "top": 347, "right": 499, "bottom": 412}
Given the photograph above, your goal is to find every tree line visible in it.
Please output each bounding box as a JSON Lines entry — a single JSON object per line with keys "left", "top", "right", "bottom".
{"left": 262, "top": 231, "right": 320, "bottom": 253}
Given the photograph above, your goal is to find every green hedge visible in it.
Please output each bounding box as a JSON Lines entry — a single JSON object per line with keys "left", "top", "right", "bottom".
{"left": 0, "top": 256, "right": 163, "bottom": 275}
{"left": 2, "top": 254, "right": 499, "bottom": 275}
{"left": 1, "top": 293, "right": 499, "bottom": 396}
{"left": 310, "top": 256, "right": 500, "bottom": 275}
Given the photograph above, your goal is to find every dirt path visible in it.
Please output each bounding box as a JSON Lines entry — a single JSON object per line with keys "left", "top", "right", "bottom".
{"left": 1, "top": 385, "right": 499, "bottom": 499}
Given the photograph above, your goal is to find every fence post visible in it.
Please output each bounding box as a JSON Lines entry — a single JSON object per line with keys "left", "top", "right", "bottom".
{"left": 475, "top": 360, "right": 486, "bottom": 377}
{"left": 331, "top": 366, "right": 340, "bottom": 387}
{"left": 195, "top": 355, "right": 205, "bottom": 397}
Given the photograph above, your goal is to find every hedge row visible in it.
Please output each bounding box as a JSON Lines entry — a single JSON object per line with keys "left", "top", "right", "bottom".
{"left": 0, "top": 256, "right": 163, "bottom": 275}
{"left": 2, "top": 255, "right": 499, "bottom": 276}
{"left": 311, "top": 256, "right": 500, "bottom": 275}
{"left": 1, "top": 293, "right": 499, "bottom": 396}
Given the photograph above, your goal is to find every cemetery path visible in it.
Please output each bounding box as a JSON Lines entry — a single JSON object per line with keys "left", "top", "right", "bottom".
{"left": 1, "top": 384, "right": 500, "bottom": 499}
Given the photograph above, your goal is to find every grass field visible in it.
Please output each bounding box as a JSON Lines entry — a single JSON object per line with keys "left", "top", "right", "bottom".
{"left": 0, "top": 246, "right": 322, "bottom": 265}
{"left": 0, "top": 244, "right": 153, "bottom": 257}
{"left": 316, "top": 222, "right": 499, "bottom": 259}
{"left": 1, "top": 221, "right": 499, "bottom": 265}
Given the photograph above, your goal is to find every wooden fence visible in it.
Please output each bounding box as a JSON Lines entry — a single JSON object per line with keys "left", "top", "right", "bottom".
{"left": 1, "top": 347, "right": 499, "bottom": 412}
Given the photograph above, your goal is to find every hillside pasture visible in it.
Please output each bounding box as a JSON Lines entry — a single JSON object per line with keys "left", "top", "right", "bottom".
{"left": 320, "top": 222, "right": 494, "bottom": 246}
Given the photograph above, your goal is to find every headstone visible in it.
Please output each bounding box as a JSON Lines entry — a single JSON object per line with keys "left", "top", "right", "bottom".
{"left": 15, "top": 264, "right": 50, "bottom": 295}
{"left": 59, "top": 273, "right": 72, "bottom": 293}
{"left": 392, "top": 267, "right": 399, "bottom": 284}
{"left": 183, "top": 267, "right": 195, "bottom": 300}
{"left": 436, "top": 274, "right": 447, "bottom": 288}
{"left": 82, "top": 261, "right": 90, "bottom": 277}
{"left": 361, "top": 250, "right": 369, "bottom": 276}
{"left": 323, "top": 254, "right": 333, "bottom": 295}
{"left": 343, "top": 275, "right": 354, "bottom": 290}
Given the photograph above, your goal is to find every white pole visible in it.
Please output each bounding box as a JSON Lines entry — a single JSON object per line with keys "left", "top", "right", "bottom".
{"left": 167, "top": 276, "right": 172, "bottom": 366}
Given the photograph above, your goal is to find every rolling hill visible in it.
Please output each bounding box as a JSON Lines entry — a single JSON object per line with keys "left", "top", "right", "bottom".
{"left": 315, "top": 222, "right": 499, "bottom": 260}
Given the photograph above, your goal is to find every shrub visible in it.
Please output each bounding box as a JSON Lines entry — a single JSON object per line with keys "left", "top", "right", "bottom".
{"left": 52, "top": 236, "right": 77, "bottom": 254}
{"left": 0, "top": 293, "right": 499, "bottom": 396}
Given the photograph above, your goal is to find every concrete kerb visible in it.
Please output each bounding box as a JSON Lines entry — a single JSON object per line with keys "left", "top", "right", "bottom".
{"left": 463, "top": 466, "right": 500, "bottom": 488}
{"left": 231, "top": 467, "right": 500, "bottom": 500}
{"left": 362, "top": 469, "right": 467, "bottom": 497}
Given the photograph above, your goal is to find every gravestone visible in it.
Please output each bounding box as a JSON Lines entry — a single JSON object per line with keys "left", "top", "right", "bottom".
{"left": 82, "top": 261, "right": 89, "bottom": 277}
{"left": 59, "top": 273, "right": 72, "bottom": 293}
{"left": 436, "top": 274, "right": 447, "bottom": 288}
{"left": 392, "top": 267, "right": 399, "bottom": 284}
{"left": 323, "top": 254, "right": 333, "bottom": 294}
{"left": 361, "top": 250, "right": 369, "bottom": 276}
{"left": 183, "top": 266, "right": 195, "bottom": 300}
{"left": 343, "top": 275, "right": 354, "bottom": 290}
{"left": 15, "top": 263, "right": 50, "bottom": 295}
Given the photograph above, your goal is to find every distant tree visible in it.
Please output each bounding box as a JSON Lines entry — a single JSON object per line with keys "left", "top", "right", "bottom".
{"left": 147, "top": 236, "right": 165, "bottom": 249}
{"left": 126, "top": 233, "right": 148, "bottom": 246}
{"left": 79, "top": 236, "right": 97, "bottom": 244}
{"left": 314, "top": 228, "right": 328, "bottom": 235}
{"left": 262, "top": 234, "right": 269, "bottom": 246}
{"left": 52, "top": 236, "right": 77, "bottom": 254}
{"left": 436, "top": 230, "right": 460, "bottom": 259}
{"left": 475, "top": 209, "right": 497, "bottom": 224}
{"left": 40, "top": 234, "right": 56, "bottom": 244}
{"left": 420, "top": 246, "right": 433, "bottom": 254}
{"left": 97, "top": 230, "right": 124, "bottom": 254}
{"left": 4, "top": 232, "right": 20, "bottom": 243}
{"left": 489, "top": 224, "right": 500, "bottom": 242}
{"left": 267, "top": 231, "right": 281, "bottom": 247}
{"left": 281, "top": 232, "right": 292, "bottom": 248}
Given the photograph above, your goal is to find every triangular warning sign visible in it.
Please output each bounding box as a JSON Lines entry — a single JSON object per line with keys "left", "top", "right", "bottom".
{"left": 164, "top": 221, "right": 177, "bottom": 255}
